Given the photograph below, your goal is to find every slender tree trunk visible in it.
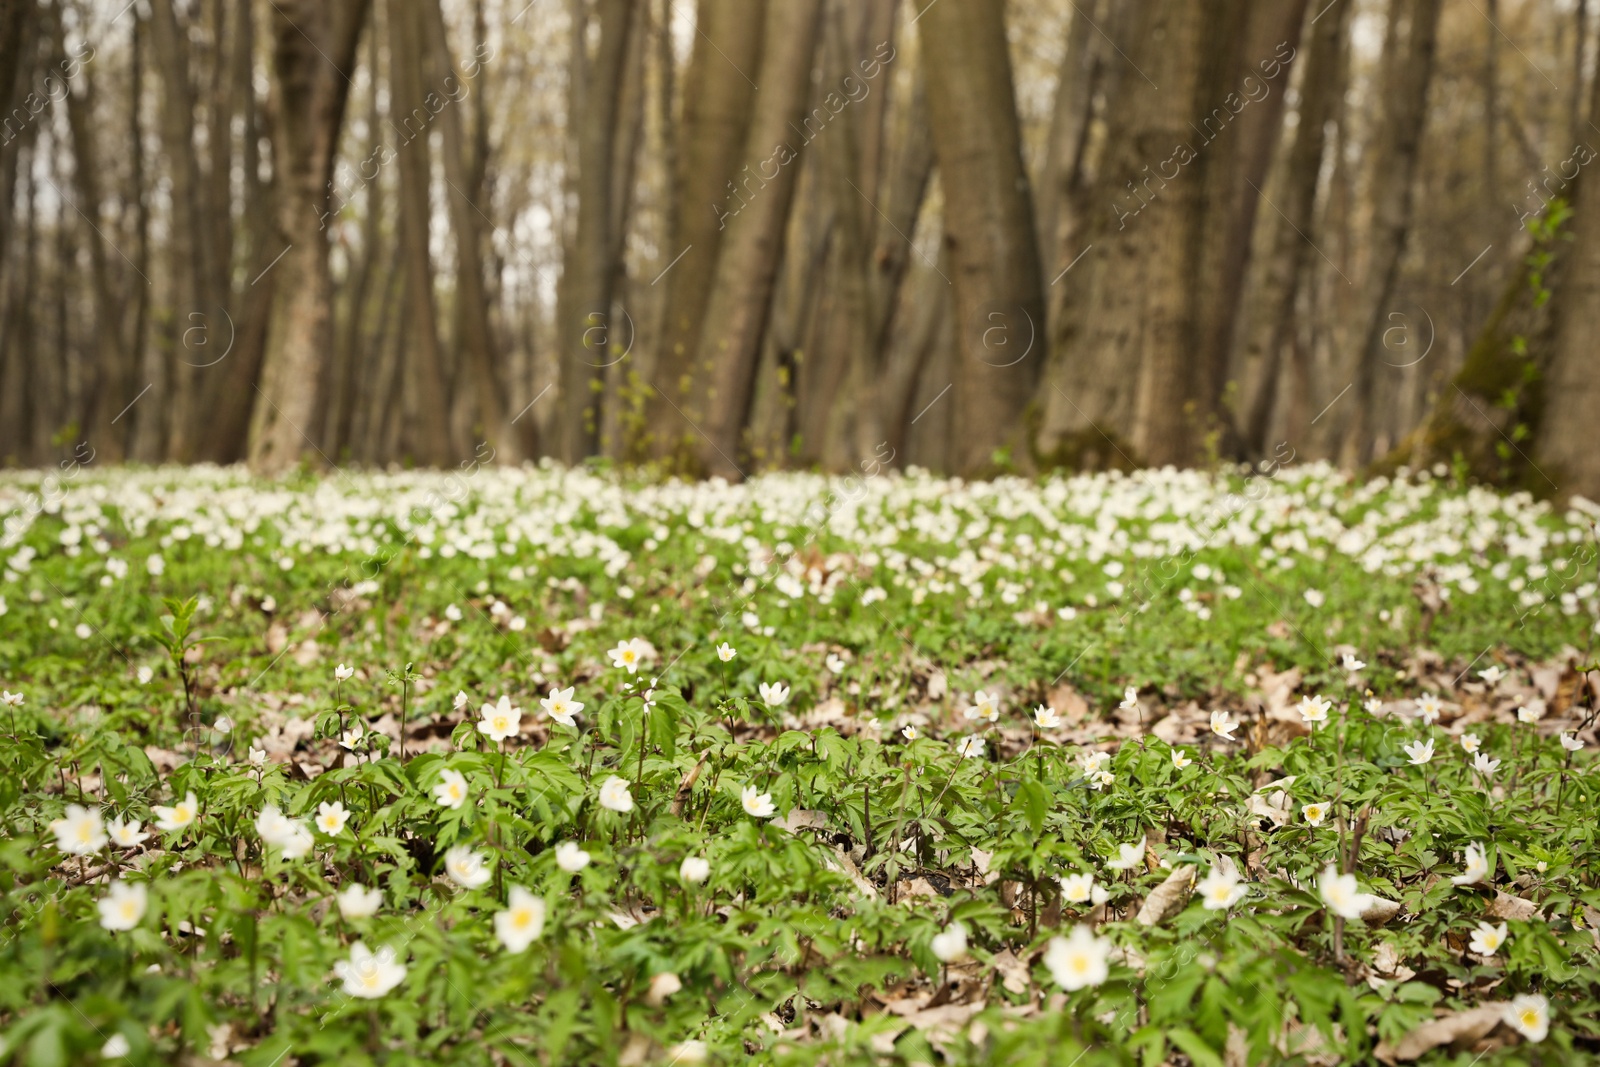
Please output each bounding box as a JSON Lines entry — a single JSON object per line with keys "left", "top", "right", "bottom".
{"left": 0, "top": 0, "right": 40, "bottom": 278}
{"left": 388, "top": 0, "right": 454, "bottom": 465}
{"left": 325, "top": 23, "right": 385, "bottom": 461}
{"left": 919, "top": 0, "right": 1045, "bottom": 475}
{"left": 694, "top": 0, "right": 823, "bottom": 478}
{"left": 147, "top": 0, "right": 220, "bottom": 461}
{"left": 1232, "top": 0, "right": 1349, "bottom": 457}
{"left": 199, "top": 0, "right": 268, "bottom": 463}
{"left": 424, "top": 0, "right": 520, "bottom": 462}
{"left": 127, "top": 8, "right": 162, "bottom": 463}
{"left": 600, "top": 0, "right": 649, "bottom": 460}
{"left": 639, "top": 0, "right": 764, "bottom": 463}
{"left": 555, "top": 0, "right": 634, "bottom": 464}
{"left": 247, "top": 0, "right": 370, "bottom": 475}
{"left": 51, "top": 5, "right": 129, "bottom": 460}
{"left": 1036, "top": 0, "right": 1102, "bottom": 260}
{"left": 1192, "top": 0, "right": 1308, "bottom": 445}
{"left": 1337, "top": 0, "right": 1443, "bottom": 466}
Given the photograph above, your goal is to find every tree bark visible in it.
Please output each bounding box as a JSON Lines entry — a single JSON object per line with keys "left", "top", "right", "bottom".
{"left": 388, "top": 0, "right": 455, "bottom": 465}
{"left": 147, "top": 0, "right": 223, "bottom": 461}
{"left": 247, "top": 0, "right": 370, "bottom": 475}
{"left": 1191, "top": 0, "right": 1308, "bottom": 442}
{"left": 0, "top": 0, "right": 40, "bottom": 279}
{"left": 1230, "top": 0, "right": 1348, "bottom": 457}
{"left": 694, "top": 0, "right": 823, "bottom": 478}
{"left": 919, "top": 0, "right": 1045, "bottom": 475}
{"left": 424, "top": 0, "right": 520, "bottom": 462}
{"left": 1336, "top": 0, "right": 1443, "bottom": 466}
{"left": 639, "top": 0, "right": 764, "bottom": 464}
{"left": 555, "top": 0, "right": 634, "bottom": 464}
{"left": 51, "top": 4, "right": 130, "bottom": 461}
{"left": 1538, "top": 75, "right": 1600, "bottom": 500}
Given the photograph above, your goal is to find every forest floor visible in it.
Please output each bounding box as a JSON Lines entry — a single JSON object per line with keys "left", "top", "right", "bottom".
{"left": 1, "top": 462, "right": 1598, "bottom": 1065}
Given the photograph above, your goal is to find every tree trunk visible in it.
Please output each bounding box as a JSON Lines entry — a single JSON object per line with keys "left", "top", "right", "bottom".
{"left": 919, "top": 0, "right": 1045, "bottom": 475}
{"left": 1538, "top": 74, "right": 1600, "bottom": 500}
{"left": 693, "top": 0, "right": 823, "bottom": 478}
{"left": 1032, "top": 0, "right": 1224, "bottom": 470}
{"left": 554, "top": 0, "right": 634, "bottom": 464}
{"left": 1336, "top": 0, "right": 1443, "bottom": 466}
{"left": 147, "top": 0, "right": 221, "bottom": 461}
{"left": 51, "top": 4, "right": 129, "bottom": 461}
{"left": 0, "top": 0, "right": 40, "bottom": 279}
{"left": 1036, "top": 0, "right": 1102, "bottom": 260}
{"left": 1230, "top": 0, "right": 1348, "bottom": 457}
{"left": 1191, "top": 0, "right": 1308, "bottom": 441}
{"left": 199, "top": 0, "right": 270, "bottom": 463}
{"left": 424, "top": 0, "right": 520, "bottom": 463}
{"left": 639, "top": 0, "right": 765, "bottom": 464}
{"left": 388, "top": 0, "right": 455, "bottom": 465}
{"left": 247, "top": 0, "right": 370, "bottom": 475}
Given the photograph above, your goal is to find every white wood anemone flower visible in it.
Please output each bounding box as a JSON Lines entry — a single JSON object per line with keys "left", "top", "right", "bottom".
{"left": 494, "top": 887, "right": 547, "bottom": 954}
{"left": 333, "top": 942, "right": 407, "bottom": 999}
{"left": 152, "top": 792, "right": 199, "bottom": 833}
{"left": 97, "top": 880, "right": 148, "bottom": 932}
{"left": 1043, "top": 925, "right": 1111, "bottom": 991}
{"left": 50, "top": 804, "right": 107, "bottom": 856}
{"left": 443, "top": 846, "right": 492, "bottom": 890}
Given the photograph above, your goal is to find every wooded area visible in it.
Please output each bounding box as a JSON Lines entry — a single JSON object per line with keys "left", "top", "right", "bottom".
{"left": 2, "top": 0, "right": 1599, "bottom": 499}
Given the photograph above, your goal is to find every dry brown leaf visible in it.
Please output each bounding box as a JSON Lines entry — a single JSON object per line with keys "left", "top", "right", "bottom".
{"left": 824, "top": 847, "right": 878, "bottom": 899}
{"left": 1136, "top": 865, "right": 1195, "bottom": 926}
{"left": 1360, "top": 895, "right": 1402, "bottom": 925}
{"left": 1045, "top": 683, "right": 1091, "bottom": 724}
{"left": 1374, "top": 1004, "right": 1506, "bottom": 1063}
{"left": 1485, "top": 891, "right": 1541, "bottom": 922}
{"left": 990, "top": 949, "right": 1030, "bottom": 995}
{"left": 773, "top": 808, "right": 827, "bottom": 834}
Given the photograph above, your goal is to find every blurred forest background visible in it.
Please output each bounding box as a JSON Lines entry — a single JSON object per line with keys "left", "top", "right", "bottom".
{"left": 3, "top": 0, "right": 1600, "bottom": 497}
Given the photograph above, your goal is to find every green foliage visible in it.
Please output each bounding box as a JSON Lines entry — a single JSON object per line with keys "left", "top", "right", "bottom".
{"left": 0, "top": 465, "right": 1597, "bottom": 1064}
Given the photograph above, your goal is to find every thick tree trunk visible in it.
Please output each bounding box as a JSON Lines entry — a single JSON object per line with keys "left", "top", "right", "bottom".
{"left": 919, "top": 0, "right": 1045, "bottom": 475}
{"left": 1538, "top": 84, "right": 1600, "bottom": 501}
{"left": 1032, "top": 0, "right": 1226, "bottom": 470}
{"left": 247, "top": 0, "right": 369, "bottom": 475}
{"left": 639, "top": 0, "right": 764, "bottom": 464}
{"left": 694, "top": 0, "right": 822, "bottom": 478}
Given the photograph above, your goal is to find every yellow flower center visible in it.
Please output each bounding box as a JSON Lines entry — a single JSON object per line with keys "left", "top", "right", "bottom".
{"left": 1071, "top": 956, "right": 1089, "bottom": 974}
{"left": 513, "top": 910, "right": 532, "bottom": 929}
{"left": 1521, "top": 1010, "right": 1540, "bottom": 1028}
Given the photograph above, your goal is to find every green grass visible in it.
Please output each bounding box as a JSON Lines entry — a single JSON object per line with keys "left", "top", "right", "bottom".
{"left": 0, "top": 462, "right": 1597, "bottom": 1065}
